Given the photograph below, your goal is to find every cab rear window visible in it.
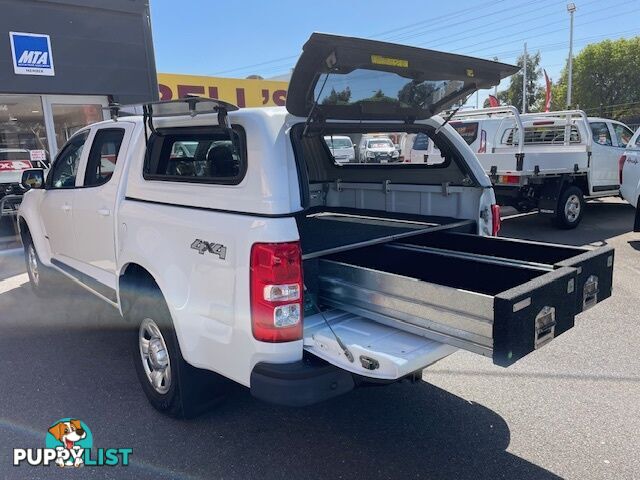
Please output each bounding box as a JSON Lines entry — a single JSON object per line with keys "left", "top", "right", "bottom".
{"left": 144, "top": 126, "right": 247, "bottom": 185}
{"left": 450, "top": 122, "right": 478, "bottom": 145}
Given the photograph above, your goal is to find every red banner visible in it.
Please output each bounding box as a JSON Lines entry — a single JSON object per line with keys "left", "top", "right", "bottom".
{"left": 544, "top": 69, "right": 552, "bottom": 112}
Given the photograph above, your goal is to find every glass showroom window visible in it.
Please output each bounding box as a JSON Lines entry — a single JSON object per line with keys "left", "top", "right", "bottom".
{"left": 0, "top": 94, "right": 50, "bottom": 162}
{"left": 51, "top": 103, "right": 103, "bottom": 151}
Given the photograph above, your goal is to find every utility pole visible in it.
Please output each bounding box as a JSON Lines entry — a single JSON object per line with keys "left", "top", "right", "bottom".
{"left": 493, "top": 57, "right": 499, "bottom": 98}
{"left": 567, "top": 2, "right": 577, "bottom": 108}
{"left": 522, "top": 42, "right": 527, "bottom": 113}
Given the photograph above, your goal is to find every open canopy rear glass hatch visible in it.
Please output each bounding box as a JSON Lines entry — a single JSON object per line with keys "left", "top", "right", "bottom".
{"left": 286, "top": 33, "right": 519, "bottom": 121}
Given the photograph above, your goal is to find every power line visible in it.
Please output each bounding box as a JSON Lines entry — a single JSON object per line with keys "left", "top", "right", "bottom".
{"left": 459, "top": 2, "right": 638, "bottom": 56}
{"left": 424, "top": 0, "right": 583, "bottom": 51}
{"left": 210, "top": 0, "right": 541, "bottom": 76}
{"left": 373, "top": 0, "right": 507, "bottom": 40}
{"left": 391, "top": 0, "right": 556, "bottom": 44}
{"left": 480, "top": 28, "right": 639, "bottom": 60}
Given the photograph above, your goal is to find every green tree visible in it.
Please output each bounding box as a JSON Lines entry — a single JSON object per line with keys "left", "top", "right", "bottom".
{"left": 551, "top": 36, "right": 640, "bottom": 120}
{"left": 322, "top": 87, "right": 352, "bottom": 105}
{"left": 398, "top": 81, "right": 436, "bottom": 107}
{"left": 491, "top": 51, "right": 544, "bottom": 112}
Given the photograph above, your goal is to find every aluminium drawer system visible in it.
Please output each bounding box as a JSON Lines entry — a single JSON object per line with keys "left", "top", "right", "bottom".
{"left": 313, "top": 234, "right": 613, "bottom": 367}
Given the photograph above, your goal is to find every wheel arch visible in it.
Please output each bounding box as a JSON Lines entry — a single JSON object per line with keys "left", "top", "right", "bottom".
{"left": 118, "top": 262, "right": 162, "bottom": 318}
{"left": 16, "top": 214, "right": 53, "bottom": 266}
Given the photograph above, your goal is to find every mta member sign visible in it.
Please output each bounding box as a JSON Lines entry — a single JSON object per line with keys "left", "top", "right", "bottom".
{"left": 9, "top": 32, "right": 55, "bottom": 76}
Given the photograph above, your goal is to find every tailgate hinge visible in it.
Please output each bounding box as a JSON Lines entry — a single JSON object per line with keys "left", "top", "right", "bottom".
{"left": 441, "top": 182, "right": 450, "bottom": 196}
{"left": 383, "top": 180, "right": 391, "bottom": 193}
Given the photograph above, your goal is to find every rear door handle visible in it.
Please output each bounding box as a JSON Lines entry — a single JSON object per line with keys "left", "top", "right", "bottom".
{"left": 97, "top": 208, "right": 111, "bottom": 216}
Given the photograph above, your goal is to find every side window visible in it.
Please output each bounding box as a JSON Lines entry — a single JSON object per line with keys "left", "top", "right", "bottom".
{"left": 636, "top": 131, "right": 640, "bottom": 148}
{"left": 48, "top": 132, "right": 88, "bottom": 189}
{"left": 144, "top": 126, "right": 246, "bottom": 185}
{"left": 591, "top": 122, "right": 612, "bottom": 146}
{"left": 613, "top": 124, "right": 634, "bottom": 148}
{"left": 84, "top": 129, "right": 125, "bottom": 187}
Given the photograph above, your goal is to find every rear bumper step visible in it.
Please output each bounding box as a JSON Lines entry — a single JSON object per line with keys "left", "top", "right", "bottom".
{"left": 250, "top": 356, "right": 355, "bottom": 407}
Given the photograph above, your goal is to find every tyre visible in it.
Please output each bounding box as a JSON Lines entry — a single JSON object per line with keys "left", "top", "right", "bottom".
{"left": 553, "top": 185, "right": 585, "bottom": 229}
{"left": 23, "top": 232, "right": 57, "bottom": 297}
{"left": 128, "top": 282, "right": 228, "bottom": 418}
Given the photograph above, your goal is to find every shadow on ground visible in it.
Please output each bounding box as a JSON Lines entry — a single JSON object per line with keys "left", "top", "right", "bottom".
{"left": 501, "top": 200, "right": 635, "bottom": 246}
{"left": 0, "top": 281, "right": 560, "bottom": 480}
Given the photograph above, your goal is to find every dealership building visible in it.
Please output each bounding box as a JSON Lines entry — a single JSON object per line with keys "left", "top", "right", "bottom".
{"left": 0, "top": 0, "right": 158, "bottom": 161}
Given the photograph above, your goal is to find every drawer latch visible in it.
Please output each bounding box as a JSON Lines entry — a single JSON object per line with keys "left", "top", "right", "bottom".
{"left": 534, "top": 306, "right": 556, "bottom": 349}
{"left": 583, "top": 275, "right": 599, "bottom": 310}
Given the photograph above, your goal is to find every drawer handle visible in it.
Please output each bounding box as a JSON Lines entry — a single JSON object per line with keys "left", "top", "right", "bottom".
{"left": 534, "top": 306, "right": 556, "bottom": 349}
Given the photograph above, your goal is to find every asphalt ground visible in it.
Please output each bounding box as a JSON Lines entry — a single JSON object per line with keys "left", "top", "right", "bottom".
{"left": 0, "top": 198, "right": 638, "bottom": 479}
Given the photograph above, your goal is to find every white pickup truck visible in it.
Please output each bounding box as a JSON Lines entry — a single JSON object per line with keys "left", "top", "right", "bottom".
{"left": 448, "top": 107, "right": 634, "bottom": 228}
{"left": 620, "top": 126, "right": 640, "bottom": 231}
{"left": 16, "top": 34, "right": 614, "bottom": 417}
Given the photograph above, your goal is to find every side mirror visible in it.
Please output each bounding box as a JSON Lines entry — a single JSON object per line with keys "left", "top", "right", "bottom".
{"left": 394, "top": 144, "right": 400, "bottom": 150}
{"left": 352, "top": 143, "right": 357, "bottom": 148}
{"left": 21, "top": 169, "right": 45, "bottom": 190}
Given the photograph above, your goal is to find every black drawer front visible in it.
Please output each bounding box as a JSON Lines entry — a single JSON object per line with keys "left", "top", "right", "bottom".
{"left": 401, "top": 232, "right": 614, "bottom": 315}
{"left": 555, "top": 247, "right": 614, "bottom": 313}
{"left": 493, "top": 267, "right": 577, "bottom": 367}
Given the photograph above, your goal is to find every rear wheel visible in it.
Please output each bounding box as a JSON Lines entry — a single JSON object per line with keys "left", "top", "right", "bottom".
{"left": 128, "top": 282, "right": 229, "bottom": 418}
{"left": 553, "top": 185, "right": 584, "bottom": 229}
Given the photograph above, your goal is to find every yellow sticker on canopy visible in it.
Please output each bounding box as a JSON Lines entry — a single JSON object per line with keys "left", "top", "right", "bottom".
{"left": 466, "top": 68, "right": 475, "bottom": 77}
{"left": 371, "top": 55, "right": 409, "bottom": 68}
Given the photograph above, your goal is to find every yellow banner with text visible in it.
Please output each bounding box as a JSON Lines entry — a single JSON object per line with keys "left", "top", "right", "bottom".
{"left": 158, "top": 73, "right": 289, "bottom": 108}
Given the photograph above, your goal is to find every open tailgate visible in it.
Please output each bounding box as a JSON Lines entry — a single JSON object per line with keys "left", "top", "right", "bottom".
{"left": 286, "top": 33, "right": 519, "bottom": 121}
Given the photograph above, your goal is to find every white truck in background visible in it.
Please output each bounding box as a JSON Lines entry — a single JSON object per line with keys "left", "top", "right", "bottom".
{"left": 448, "top": 107, "right": 634, "bottom": 228}
{"left": 620, "top": 126, "right": 640, "bottom": 231}
{"left": 15, "top": 34, "right": 614, "bottom": 418}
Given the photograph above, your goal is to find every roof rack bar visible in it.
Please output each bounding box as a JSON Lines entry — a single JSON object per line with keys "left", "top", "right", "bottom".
{"left": 103, "top": 96, "right": 239, "bottom": 121}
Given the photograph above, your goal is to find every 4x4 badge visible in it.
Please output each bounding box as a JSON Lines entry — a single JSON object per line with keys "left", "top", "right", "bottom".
{"left": 191, "top": 239, "right": 227, "bottom": 260}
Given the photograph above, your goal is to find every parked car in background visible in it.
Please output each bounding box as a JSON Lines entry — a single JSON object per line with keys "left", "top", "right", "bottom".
{"left": 0, "top": 148, "right": 49, "bottom": 197}
{"left": 0, "top": 148, "right": 49, "bottom": 216}
{"left": 448, "top": 107, "right": 634, "bottom": 228}
{"left": 324, "top": 135, "right": 355, "bottom": 163}
{"left": 619, "top": 127, "right": 640, "bottom": 231}
{"left": 358, "top": 136, "right": 400, "bottom": 163}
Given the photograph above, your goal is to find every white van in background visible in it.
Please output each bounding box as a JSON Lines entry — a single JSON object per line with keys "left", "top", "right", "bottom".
{"left": 449, "top": 106, "right": 634, "bottom": 228}
{"left": 324, "top": 135, "right": 356, "bottom": 163}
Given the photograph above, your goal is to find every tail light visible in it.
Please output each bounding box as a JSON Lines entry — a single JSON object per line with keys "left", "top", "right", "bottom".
{"left": 498, "top": 175, "right": 520, "bottom": 185}
{"left": 478, "top": 129, "right": 487, "bottom": 153}
{"left": 619, "top": 155, "right": 627, "bottom": 184}
{"left": 491, "top": 204, "right": 501, "bottom": 236}
{"left": 250, "top": 242, "right": 303, "bottom": 342}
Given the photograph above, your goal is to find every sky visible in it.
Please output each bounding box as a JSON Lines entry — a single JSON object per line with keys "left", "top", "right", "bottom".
{"left": 149, "top": 0, "right": 640, "bottom": 108}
